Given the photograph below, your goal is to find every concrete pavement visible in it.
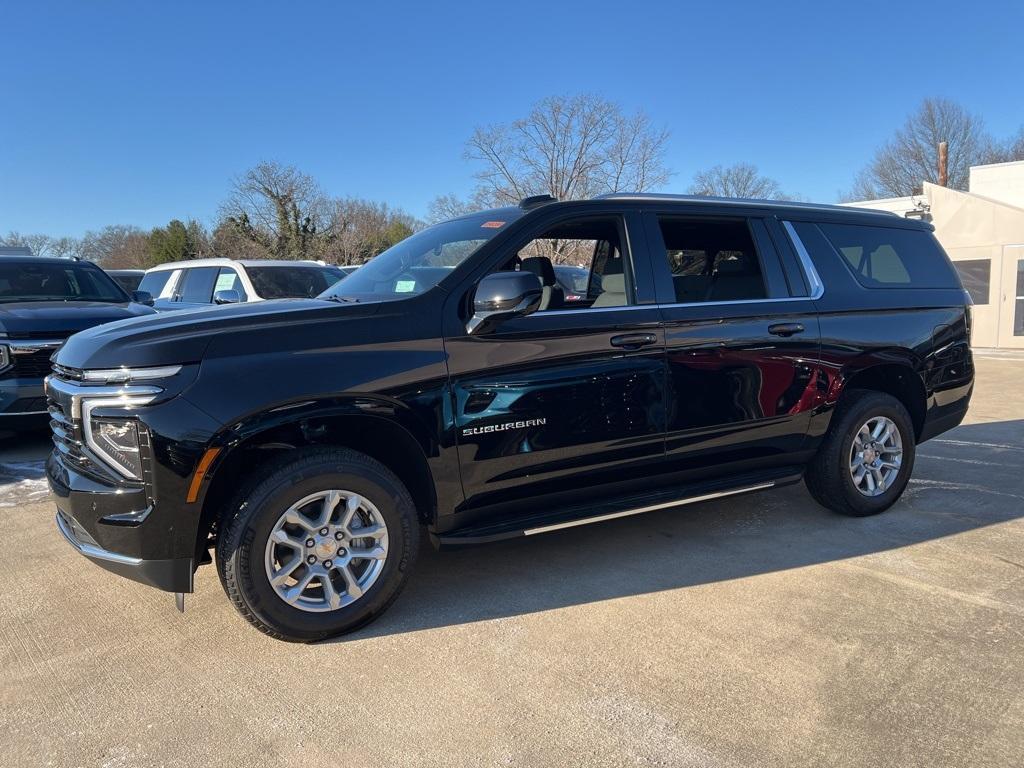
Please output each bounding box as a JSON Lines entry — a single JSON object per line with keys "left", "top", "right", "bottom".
{"left": 1, "top": 353, "right": 1021, "bottom": 767}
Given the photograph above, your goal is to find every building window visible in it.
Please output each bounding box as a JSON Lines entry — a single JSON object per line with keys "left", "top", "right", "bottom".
{"left": 1016, "top": 261, "right": 1024, "bottom": 336}
{"left": 953, "top": 259, "right": 991, "bottom": 305}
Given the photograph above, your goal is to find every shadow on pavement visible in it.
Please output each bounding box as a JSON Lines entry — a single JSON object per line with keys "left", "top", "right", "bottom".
{"left": 346, "top": 418, "right": 1024, "bottom": 641}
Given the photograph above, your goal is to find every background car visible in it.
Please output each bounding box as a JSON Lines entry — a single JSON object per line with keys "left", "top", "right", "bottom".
{"left": 0, "top": 255, "right": 155, "bottom": 428}
{"left": 553, "top": 264, "right": 600, "bottom": 304}
{"left": 105, "top": 269, "right": 146, "bottom": 294}
{"left": 138, "top": 258, "right": 346, "bottom": 311}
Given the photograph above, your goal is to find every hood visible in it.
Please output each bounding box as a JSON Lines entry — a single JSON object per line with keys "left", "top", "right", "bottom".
{"left": 54, "top": 298, "right": 383, "bottom": 370}
{"left": 0, "top": 301, "right": 156, "bottom": 338}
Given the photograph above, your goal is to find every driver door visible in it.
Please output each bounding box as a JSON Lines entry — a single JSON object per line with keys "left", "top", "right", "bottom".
{"left": 443, "top": 209, "right": 667, "bottom": 518}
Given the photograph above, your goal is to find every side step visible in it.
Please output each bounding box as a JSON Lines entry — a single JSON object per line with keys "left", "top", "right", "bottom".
{"left": 434, "top": 469, "right": 801, "bottom": 548}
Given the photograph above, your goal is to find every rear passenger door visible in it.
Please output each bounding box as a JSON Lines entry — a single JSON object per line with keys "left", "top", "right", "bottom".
{"left": 644, "top": 211, "right": 822, "bottom": 481}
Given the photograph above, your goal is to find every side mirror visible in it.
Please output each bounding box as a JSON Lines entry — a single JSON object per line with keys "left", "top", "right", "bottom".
{"left": 213, "top": 289, "right": 240, "bottom": 305}
{"left": 130, "top": 290, "right": 154, "bottom": 306}
{"left": 467, "top": 271, "right": 543, "bottom": 335}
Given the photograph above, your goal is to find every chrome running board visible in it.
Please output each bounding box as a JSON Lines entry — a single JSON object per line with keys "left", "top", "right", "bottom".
{"left": 522, "top": 481, "right": 776, "bottom": 536}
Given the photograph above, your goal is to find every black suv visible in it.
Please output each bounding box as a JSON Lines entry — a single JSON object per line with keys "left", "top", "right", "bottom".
{"left": 0, "top": 257, "right": 155, "bottom": 429}
{"left": 45, "top": 195, "right": 974, "bottom": 642}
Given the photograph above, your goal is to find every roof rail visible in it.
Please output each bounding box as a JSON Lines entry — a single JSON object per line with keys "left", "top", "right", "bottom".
{"left": 519, "top": 194, "right": 558, "bottom": 210}
{"left": 592, "top": 192, "right": 899, "bottom": 217}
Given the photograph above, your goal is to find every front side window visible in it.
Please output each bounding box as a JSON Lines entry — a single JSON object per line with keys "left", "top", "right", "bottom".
{"left": 179, "top": 267, "right": 219, "bottom": 303}
{"left": 321, "top": 211, "right": 522, "bottom": 300}
{"left": 509, "top": 217, "right": 631, "bottom": 311}
{"left": 0, "top": 261, "right": 127, "bottom": 303}
{"left": 656, "top": 217, "right": 767, "bottom": 303}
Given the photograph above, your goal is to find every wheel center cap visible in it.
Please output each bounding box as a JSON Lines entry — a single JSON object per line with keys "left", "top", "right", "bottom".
{"left": 863, "top": 446, "right": 877, "bottom": 463}
{"left": 315, "top": 540, "right": 336, "bottom": 560}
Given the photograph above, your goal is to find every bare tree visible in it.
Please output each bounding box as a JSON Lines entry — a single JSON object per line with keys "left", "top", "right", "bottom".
{"left": 431, "top": 94, "right": 671, "bottom": 216}
{"left": 426, "top": 193, "right": 477, "bottom": 224}
{"left": 849, "top": 98, "right": 996, "bottom": 198}
{"left": 688, "top": 163, "right": 787, "bottom": 199}
{"left": 220, "top": 162, "right": 332, "bottom": 259}
{"left": 1, "top": 232, "right": 61, "bottom": 257}
{"left": 979, "top": 126, "right": 1024, "bottom": 165}
{"left": 324, "top": 198, "right": 418, "bottom": 265}
{"left": 79, "top": 225, "right": 147, "bottom": 265}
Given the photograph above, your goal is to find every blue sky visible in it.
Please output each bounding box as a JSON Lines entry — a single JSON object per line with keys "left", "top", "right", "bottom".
{"left": 2, "top": 0, "right": 1022, "bottom": 237}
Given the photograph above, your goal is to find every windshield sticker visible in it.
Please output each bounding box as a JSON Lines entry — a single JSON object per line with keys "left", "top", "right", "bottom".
{"left": 395, "top": 280, "right": 417, "bottom": 293}
{"left": 481, "top": 221, "right": 505, "bottom": 229}
{"left": 214, "top": 273, "right": 236, "bottom": 291}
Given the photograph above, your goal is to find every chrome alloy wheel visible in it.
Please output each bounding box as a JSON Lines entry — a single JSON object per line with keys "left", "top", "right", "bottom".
{"left": 849, "top": 416, "right": 903, "bottom": 497}
{"left": 264, "top": 490, "right": 389, "bottom": 612}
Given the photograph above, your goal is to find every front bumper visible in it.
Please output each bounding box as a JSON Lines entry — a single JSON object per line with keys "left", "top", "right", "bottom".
{"left": 55, "top": 509, "right": 191, "bottom": 592}
{"left": 48, "top": 452, "right": 194, "bottom": 593}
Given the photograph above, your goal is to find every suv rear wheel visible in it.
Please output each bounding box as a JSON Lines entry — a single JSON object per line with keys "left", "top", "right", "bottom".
{"left": 216, "top": 447, "right": 418, "bottom": 642}
{"left": 805, "top": 390, "right": 916, "bottom": 517}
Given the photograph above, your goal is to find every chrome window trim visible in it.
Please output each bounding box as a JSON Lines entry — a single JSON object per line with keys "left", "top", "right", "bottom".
{"left": 781, "top": 221, "right": 825, "bottom": 300}
{"left": 528, "top": 294, "right": 819, "bottom": 318}
{"left": 519, "top": 221, "right": 825, "bottom": 318}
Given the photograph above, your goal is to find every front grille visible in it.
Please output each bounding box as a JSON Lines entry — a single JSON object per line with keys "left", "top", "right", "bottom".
{"left": 49, "top": 400, "right": 90, "bottom": 469}
{"left": 1, "top": 348, "right": 56, "bottom": 379}
{"left": 48, "top": 398, "right": 113, "bottom": 482}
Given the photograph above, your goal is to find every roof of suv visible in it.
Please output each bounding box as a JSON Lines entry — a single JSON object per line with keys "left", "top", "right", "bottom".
{"left": 464, "top": 193, "right": 921, "bottom": 229}
{"left": 592, "top": 193, "right": 900, "bottom": 219}
{"left": 146, "top": 258, "right": 333, "bottom": 272}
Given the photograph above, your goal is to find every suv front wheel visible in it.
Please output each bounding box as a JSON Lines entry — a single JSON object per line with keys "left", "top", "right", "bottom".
{"left": 805, "top": 390, "right": 916, "bottom": 517}
{"left": 216, "top": 447, "right": 419, "bottom": 642}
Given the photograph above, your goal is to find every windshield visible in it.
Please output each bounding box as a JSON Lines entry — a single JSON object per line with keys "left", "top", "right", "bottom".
{"left": 319, "top": 213, "right": 518, "bottom": 299}
{"left": 247, "top": 266, "right": 345, "bottom": 299}
{"left": 0, "top": 261, "right": 128, "bottom": 303}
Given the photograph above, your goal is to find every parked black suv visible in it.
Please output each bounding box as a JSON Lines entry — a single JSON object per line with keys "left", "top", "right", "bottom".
{"left": 0, "top": 257, "right": 155, "bottom": 429}
{"left": 45, "top": 195, "right": 974, "bottom": 641}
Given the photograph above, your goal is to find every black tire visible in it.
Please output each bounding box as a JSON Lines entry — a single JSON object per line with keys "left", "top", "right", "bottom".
{"left": 805, "top": 390, "right": 916, "bottom": 517}
{"left": 216, "top": 447, "right": 419, "bottom": 642}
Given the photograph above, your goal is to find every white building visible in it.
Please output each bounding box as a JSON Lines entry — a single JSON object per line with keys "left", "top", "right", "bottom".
{"left": 845, "top": 160, "right": 1024, "bottom": 349}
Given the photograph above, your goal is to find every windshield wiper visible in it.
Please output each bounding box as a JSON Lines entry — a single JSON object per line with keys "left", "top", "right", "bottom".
{"left": 323, "top": 295, "right": 360, "bottom": 303}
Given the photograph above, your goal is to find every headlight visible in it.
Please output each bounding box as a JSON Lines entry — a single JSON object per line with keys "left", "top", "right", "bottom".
{"left": 0, "top": 344, "right": 9, "bottom": 373}
{"left": 89, "top": 418, "right": 144, "bottom": 479}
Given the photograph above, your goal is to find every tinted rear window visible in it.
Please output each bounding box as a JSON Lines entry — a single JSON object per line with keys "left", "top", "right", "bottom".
{"left": 247, "top": 266, "right": 340, "bottom": 299}
{"left": 818, "top": 223, "right": 960, "bottom": 289}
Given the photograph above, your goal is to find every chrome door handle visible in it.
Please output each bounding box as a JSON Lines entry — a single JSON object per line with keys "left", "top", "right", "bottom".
{"left": 768, "top": 323, "right": 805, "bottom": 337}
{"left": 610, "top": 333, "right": 658, "bottom": 349}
